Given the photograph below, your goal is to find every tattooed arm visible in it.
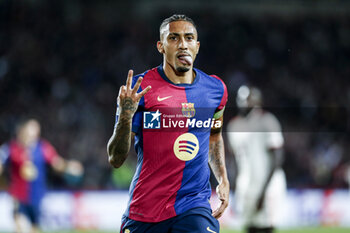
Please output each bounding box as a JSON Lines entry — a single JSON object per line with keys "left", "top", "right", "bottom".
{"left": 107, "top": 70, "right": 151, "bottom": 168}
{"left": 209, "top": 115, "right": 230, "bottom": 219}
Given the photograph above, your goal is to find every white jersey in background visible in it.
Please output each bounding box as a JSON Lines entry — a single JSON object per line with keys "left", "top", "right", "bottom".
{"left": 227, "top": 108, "right": 286, "bottom": 227}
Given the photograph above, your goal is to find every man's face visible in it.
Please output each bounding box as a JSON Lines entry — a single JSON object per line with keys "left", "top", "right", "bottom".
{"left": 18, "top": 120, "right": 41, "bottom": 147}
{"left": 158, "top": 21, "right": 200, "bottom": 73}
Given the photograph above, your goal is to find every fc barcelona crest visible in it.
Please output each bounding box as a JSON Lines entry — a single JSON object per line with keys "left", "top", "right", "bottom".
{"left": 181, "top": 102, "right": 196, "bottom": 118}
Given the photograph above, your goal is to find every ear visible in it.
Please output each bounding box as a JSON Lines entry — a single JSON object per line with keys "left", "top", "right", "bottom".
{"left": 196, "top": 41, "right": 200, "bottom": 55}
{"left": 157, "top": 41, "right": 164, "bottom": 54}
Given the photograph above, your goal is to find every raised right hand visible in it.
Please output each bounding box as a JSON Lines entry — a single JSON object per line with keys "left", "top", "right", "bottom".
{"left": 118, "top": 70, "right": 151, "bottom": 117}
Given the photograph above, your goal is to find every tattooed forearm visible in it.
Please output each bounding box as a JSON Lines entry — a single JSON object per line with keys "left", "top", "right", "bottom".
{"left": 107, "top": 70, "right": 151, "bottom": 168}
{"left": 209, "top": 133, "right": 228, "bottom": 183}
{"left": 107, "top": 97, "right": 139, "bottom": 168}
{"left": 209, "top": 139, "right": 222, "bottom": 164}
{"left": 107, "top": 112, "right": 133, "bottom": 168}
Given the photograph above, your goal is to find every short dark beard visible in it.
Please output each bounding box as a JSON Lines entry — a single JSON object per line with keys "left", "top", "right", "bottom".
{"left": 176, "top": 66, "right": 190, "bottom": 73}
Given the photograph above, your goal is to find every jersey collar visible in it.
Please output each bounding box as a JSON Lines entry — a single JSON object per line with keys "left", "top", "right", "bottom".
{"left": 157, "top": 65, "right": 200, "bottom": 87}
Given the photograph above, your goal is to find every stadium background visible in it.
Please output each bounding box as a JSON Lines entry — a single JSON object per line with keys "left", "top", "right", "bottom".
{"left": 0, "top": 0, "right": 349, "bottom": 232}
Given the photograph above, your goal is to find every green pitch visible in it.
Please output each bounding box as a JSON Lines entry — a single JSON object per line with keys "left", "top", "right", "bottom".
{"left": 1, "top": 227, "right": 349, "bottom": 233}
{"left": 46, "top": 228, "right": 350, "bottom": 233}
{"left": 221, "top": 227, "right": 350, "bottom": 233}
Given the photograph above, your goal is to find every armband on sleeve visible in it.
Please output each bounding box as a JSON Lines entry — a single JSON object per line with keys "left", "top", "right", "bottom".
{"left": 213, "top": 106, "right": 225, "bottom": 120}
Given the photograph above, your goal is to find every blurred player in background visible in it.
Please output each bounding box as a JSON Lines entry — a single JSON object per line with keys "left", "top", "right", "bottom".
{"left": 0, "top": 118, "right": 83, "bottom": 233}
{"left": 227, "top": 86, "right": 286, "bottom": 233}
{"left": 107, "top": 14, "right": 229, "bottom": 233}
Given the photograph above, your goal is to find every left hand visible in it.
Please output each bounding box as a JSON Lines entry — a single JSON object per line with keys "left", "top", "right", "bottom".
{"left": 212, "top": 180, "right": 230, "bottom": 219}
{"left": 65, "top": 160, "right": 84, "bottom": 177}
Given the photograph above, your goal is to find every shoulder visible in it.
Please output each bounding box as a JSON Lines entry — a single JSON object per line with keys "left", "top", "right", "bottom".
{"left": 210, "top": 74, "right": 226, "bottom": 86}
{"left": 0, "top": 142, "right": 9, "bottom": 149}
{"left": 39, "top": 139, "right": 57, "bottom": 152}
{"left": 195, "top": 69, "right": 228, "bottom": 107}
{"left": 196, "top": 68, "right": 227, "bottom": 89}
{"left": 132, "top": 67, "right": 158, "bottom": 83}
{"left": 39, "top": 138, "right": 51, "bottom": 146}
{"left": 8, "top": 140, "right": 21, "bottom": 152}
{"left": 227, "top": 116, "right": 242, "bottom": 131}
{"left": 261, "top": 111, "right": 282, "bottom": 132}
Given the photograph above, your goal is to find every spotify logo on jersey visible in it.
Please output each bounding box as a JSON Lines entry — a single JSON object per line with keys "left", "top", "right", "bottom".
{"left": 173, "top": 133, "right": 199, "bottom": 161}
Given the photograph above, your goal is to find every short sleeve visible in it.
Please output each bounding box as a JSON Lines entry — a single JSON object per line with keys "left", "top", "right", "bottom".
{"left": 211, "top": 75, "right": 228, "bottom": 119}
{"left": 264, "top": 113, "right": 284, "bottom": 149}
{"left": 132, "top": 110, "right": 143, "bottom": 133}
{"left": 41, "top": 140, "right": 59, "bottom": 164}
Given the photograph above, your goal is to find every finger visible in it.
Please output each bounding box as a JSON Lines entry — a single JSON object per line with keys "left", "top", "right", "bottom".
{"left": 119, "top": 85, "right": 126, "bottom": 98}
{"left": 212, "top": 200, "right": 228, "bottom": 219}
{"left": 137, "top": 85, "right": 152, "bottom": 99}
{"left": 126, "top": 69, "right": 133, "bottom": 90}
{"left": 132, "top": 77, "right": 143, "bottom": 95}
{"left": 217, "top": 194, "right": 227, "bottom": 204}
{"left": 212, "top": 209, "right": 219, "bottom": 218}
{"left": 118, "top": 86, "right": 123, "bottom": 97}
{"left": 219, "top": 194, "right": 228, "bottom": 202}
{"left": 212, "top": 205, "right": 223, "bottom": 219}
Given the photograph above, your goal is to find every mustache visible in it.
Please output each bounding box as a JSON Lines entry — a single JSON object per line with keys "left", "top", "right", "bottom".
{"left": 176, "top": 52, "right": 192, "bottom": 57}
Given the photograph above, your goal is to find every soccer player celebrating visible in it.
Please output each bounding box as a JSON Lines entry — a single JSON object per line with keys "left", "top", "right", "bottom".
{"left": 107, "top": 14, "right": 229, "bottom": 233}
{"left": 227, "top": 86, "right": 286, "bottom": 233}
{"left": 0, "top": 118, "right": 83, "bottom": 233}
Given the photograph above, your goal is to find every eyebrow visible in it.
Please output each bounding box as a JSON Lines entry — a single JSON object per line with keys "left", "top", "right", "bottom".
{"left": 168, "top": 32, "right": 195, "bottom": 37}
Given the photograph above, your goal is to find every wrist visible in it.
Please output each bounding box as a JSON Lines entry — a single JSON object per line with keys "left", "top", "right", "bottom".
{"left": 218, "top": 177, "right": 229, "bottom": 185}
{"left": 119, "top": 110, "right": 134, "bottom": 120}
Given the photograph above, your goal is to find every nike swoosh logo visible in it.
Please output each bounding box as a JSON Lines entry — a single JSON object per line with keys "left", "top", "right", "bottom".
{"left": 207, "top": 227, "right": 217, "bottom": 233}
{"left": 157, "top": 96, "right": 172, "bottom": 102}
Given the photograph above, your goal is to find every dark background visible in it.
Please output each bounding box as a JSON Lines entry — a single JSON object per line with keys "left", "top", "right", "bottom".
{"left": 0, "top": 0, "right": 349, "bottom": 190}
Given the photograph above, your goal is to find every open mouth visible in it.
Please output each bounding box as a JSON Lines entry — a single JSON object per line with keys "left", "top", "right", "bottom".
{"left": 177, "top": 54, "right": 193, "bottom": 66}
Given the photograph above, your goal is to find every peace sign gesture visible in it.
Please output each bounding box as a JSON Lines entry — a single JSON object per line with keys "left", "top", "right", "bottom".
{"left": 118, "top": 70, "right": 151, "bottom": 117}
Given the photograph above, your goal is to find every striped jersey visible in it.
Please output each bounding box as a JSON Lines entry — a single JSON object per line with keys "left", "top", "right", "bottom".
{"left": 0, "top": 139, "right": 58, "bottom": 205}
{"left": 116, "top": 65, "right": 227, "bottom": 222}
